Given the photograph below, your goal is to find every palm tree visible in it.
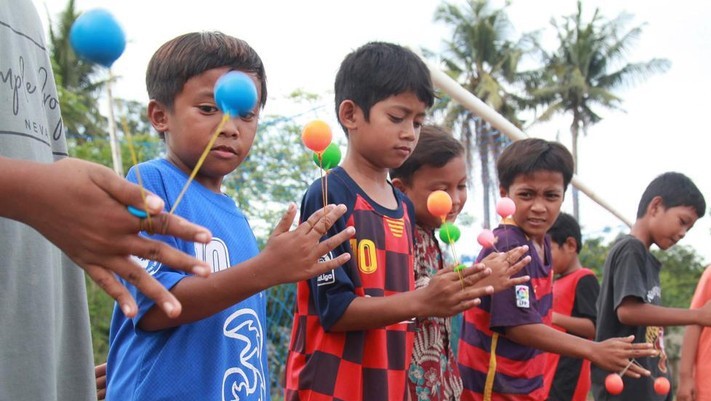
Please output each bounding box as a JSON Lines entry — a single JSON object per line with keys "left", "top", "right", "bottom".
{"left": 430, "top": 0, "right": 527, "bottom": 229}
{"left": 529, "top": 1, "right": 670, "bottom": 220}
{"left": 47, "top": 0, "right": 107, "bottom": 143}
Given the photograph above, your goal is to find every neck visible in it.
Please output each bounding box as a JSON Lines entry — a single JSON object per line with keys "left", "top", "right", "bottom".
{"left": 559, "top": 260, "right": 582, "bottom": 277}
{"left": 629, "top": 221, "right": 652, "bottom": 249}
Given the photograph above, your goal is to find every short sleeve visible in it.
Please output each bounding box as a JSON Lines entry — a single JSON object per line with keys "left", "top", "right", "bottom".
{"left": 610, "top": 239, "right": 649, "bottom": 310}
{"left": 573, "top": 274, "right": 601, "bottom": 323}
{"left": 300, "top": 172, "right": 357, "bottom": 331}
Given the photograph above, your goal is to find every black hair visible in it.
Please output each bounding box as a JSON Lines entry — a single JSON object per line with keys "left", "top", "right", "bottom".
{"left": 146, "top": 31, "right": 267, "bottom": 111}
{"left": 334, "top": 41, "right": 434, "bottom": 134}
{"left": 390, "top": 124, "right": 464, "bottom": 183}
{"left": 636, "top": 172, "right": 706, "bottom": 218}
{"left": 496, "top": 138, "right": 574, "bottom": 191}
{"left": 548, "top": 212, "right": 582, "bottom": 253}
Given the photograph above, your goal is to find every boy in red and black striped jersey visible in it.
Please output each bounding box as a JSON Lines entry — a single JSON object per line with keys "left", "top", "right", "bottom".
{"left": 457, "top": 138, "right": 657, "bottom": 401}
{"left": 543, "top": 212, "right": 600, "bottom": 401}
{"left": 284, "top": 42, "right": 496, "bottom": 401}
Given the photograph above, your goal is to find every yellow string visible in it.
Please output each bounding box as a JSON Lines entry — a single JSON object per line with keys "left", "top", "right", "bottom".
{"left": 170, "top": 113, "right": 230, "bottom": 215}
{"left": 483, "top": 332, "right": 499, "bottom": 401}
{"left": 122, "top": 116, "right": 153, "bottom": 232}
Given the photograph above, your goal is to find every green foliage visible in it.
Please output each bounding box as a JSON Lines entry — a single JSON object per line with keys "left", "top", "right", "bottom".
{"left": 653, "top": 245, "right": 705, "bottom": 308}
{"left": 85, "top": 277, "right": 114, "bottom": 364}
{"left": 429, "top": 0, "right": 524, "bottom": 229}
{"left": 223, "top": 116, "right": 329, "bottom": 247}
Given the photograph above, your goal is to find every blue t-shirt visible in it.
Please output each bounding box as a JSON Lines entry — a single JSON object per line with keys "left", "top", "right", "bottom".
{"left": 107, "top": 159, "right": 270, "bottom": 401}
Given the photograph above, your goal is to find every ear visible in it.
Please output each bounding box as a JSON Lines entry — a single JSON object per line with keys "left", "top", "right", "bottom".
{"left": 564, "top": 236, "right": 578, "bottom": 253}
{"left": 391, "top": 177, "right": 407, "bottom": 193}
{"left": 338, "top": 100, "right": 359, "bottom": 131}
{"left": 147, "top": 99, "right": 170, "bottom": 133}
{"left": 648, "top": 196, "right": 664, "bottom": 216}
{"left": 499, "top": 185, "right": 508, "bottom": 198}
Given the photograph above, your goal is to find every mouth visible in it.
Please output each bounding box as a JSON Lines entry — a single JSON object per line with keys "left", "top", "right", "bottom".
{"left": 394, "top": 146, "right": 411, "bottom": 156}
{"left": 211, "top": 145, "right": 238, "bottom": 158}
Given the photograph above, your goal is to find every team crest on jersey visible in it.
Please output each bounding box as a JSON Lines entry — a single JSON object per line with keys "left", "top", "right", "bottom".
{"left": 515, "top": 285, "right": 530, "bottom": 308}
{"left": 316, "top": 252, "right": 336, "bottom": 286}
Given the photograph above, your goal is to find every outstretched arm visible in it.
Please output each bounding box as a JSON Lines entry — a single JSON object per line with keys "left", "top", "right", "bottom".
{"left": 617, "top": 297, "right": 711, "bottom": 327}
{"left": 139, "top": 203, "right": 356, "bottom": 331}
{"left": 552, "top": 313, "right": 596, "bottom": 339}
{"left": 506, "top": 323, "right": 656, "bottom": 377}
{"left": 329, "top": 264, "right": 494, "bottom": 332}
{"left": 0, "top": 157, "right": 213, "bottom": 318}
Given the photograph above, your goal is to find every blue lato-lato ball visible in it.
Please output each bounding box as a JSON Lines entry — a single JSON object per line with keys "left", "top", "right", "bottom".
{"left": 214, "top": 71, "right": 258, "bottom": 117}
{"left": 69, "top": 8, "right": 126, "bottom": 67}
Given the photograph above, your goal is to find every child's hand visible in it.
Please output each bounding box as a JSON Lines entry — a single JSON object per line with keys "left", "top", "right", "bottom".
{"left": 676, "top": 374, "right": 696, "bottom": 401}
{"left": 474, "top": 245, "right": 531, "bottom": 292}
{"left": 261, "top": 203, "right": 355, "bottom": 285}
{"left": 95, "top": 362, "right": 107, "bottom": 400}
{"left": 589, "top": 335, "right": 657, "bottom": 378}
{"left": 417, "top": 264, "right": 494, "bottom": 318}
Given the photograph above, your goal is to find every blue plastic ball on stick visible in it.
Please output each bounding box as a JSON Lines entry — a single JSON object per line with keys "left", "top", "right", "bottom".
{"left": 214, "top": 71, "right": 258, "bottom": 117}
{"left": 69, "top": 9, "right": 126, "bottom": 67}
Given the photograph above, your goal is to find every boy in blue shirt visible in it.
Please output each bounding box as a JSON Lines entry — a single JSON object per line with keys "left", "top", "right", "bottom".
{"left": 106, "top": 32, "right": 354, "bottom": 401}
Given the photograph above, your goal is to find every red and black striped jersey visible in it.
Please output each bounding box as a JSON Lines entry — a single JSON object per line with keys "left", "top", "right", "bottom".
{"left": 285, "top": 167, "right": 416, "bottom": 401}
{"left": 458, "top": 222, "right": 553, "bottom": 401}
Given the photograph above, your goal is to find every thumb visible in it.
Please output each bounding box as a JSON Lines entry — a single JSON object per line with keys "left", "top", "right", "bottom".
{"left": 270, "top": 203, "right": 297, "bottom": 238}
{"left": 92, "top": 164, "right": 165, "bottom": 214}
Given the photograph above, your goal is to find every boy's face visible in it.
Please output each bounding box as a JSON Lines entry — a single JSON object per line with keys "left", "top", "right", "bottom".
{"left": 393, "top": 155, "right": 468, "bottom": 230}
{"left": 341, "top": 91, "right": 427, "bottom": 170}
{"left": 149, "top": 67, "right": 262, "bottom": 192}
{"left": 648, "top": 200, "right": 699, "bottom": 250}
{"left": 500, "top": 170, "right": 565, "bottom": 245}
{"left": 550, "top": 238, "right": 575, "bottom": 275}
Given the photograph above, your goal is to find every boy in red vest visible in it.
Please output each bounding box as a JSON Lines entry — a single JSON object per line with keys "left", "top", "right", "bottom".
{"left": 543, "top": 212, "right": 600, "bottom": 401}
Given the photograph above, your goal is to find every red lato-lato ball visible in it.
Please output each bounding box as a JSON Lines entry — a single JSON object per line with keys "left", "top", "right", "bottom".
{"left": 654, "top": 377, "right": 670, "bottom": 395}
{"left": 605, "top": 373, "right": 624, "bottom": 395}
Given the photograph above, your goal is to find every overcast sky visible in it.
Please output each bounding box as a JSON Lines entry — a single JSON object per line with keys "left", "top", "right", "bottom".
{"left": 34, "top": 0, "right": 711, "bottom": 264}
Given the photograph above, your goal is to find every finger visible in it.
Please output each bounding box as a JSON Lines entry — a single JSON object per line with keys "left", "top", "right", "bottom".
{"left": 460, "top": 263, "right": 489, "bottom": 279}
{"left": 506, "top": 255, "right": 531, "bottom": 276}
{"left": 312, "top": 226, "right": 356, "bottom": 258}
{"left": 307, "top": 204, "right": 347, "bottom": 237}
{"left": 508, "top": 276, "right": 531, "bottom": 286}
{"left": 464, "top": 285, "right": 494, "bottom": 300}
{"left": 99, "top": 256, "right": 183, "bottom": 319}
{"left": 148, "top": 213, "right": 212, "bottom": 245}
{"left": 625, "top": 363, "right": 650, "bottom": 377}
{"left": 129, "top": 236, "right": 211, "bottom": 277}
{"left": 92, "top": 166, "right": 167, "bottom": 215}
{"left": 312, "top": 253, "right": 352, "bottom": 274}
{"left": 95, "top": 362, "right": 107, "bottom": 378}
{"left": 505, "top": 245, "right": 530, "bottom": 263}
{"left": 83, "top": 264, "right": 138, "bottom": 318}
{"left": 270, "top": 203, "right": 297, "bottom": 238}
{"left": 462, "top": 267, "right": 492, "bottom": 286}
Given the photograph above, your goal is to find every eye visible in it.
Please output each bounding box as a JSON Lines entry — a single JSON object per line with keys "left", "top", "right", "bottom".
{"left": 240, "top": 111, "right": 256, "bottom": 121}
{"left": 197, "top": 105, "right": 218, "bottom": 113}
{"left": 389, "top": 114, "right": 404, "bottom": 123}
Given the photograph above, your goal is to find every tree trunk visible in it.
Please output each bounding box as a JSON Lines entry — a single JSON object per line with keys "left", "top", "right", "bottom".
{"left": 570, "top": 118, "right": 580, "bottom": 221}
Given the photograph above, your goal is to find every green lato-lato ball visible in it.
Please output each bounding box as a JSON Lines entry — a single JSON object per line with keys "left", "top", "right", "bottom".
{"left": 439, "top": 222, "right": 461, "bottom": 243}
{"left": 313, "top": 143, "right": 341, "bottom": 170}
{"left": 454, "top": 264, "right": 467, "bottom": 272}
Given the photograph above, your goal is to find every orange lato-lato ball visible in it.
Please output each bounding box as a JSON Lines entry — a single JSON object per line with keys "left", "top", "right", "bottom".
{"left": 605, "top": 373, "right": 624, "bottom": 395}
{"left": 427, "top": 190, "right": 452, "bottom": 218}
{"left": 654, "top": 377, "right": 670, "bottom": 395}
{"left": 301, "top": 120, "right": 332, "bottom": 153}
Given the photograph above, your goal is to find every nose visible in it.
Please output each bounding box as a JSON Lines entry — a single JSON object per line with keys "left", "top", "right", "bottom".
{"left": 401, "top": 123, "right": 417, "bottom": 141}
{"left": 220, "top": 116, "right": 239, "bottom": 137}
